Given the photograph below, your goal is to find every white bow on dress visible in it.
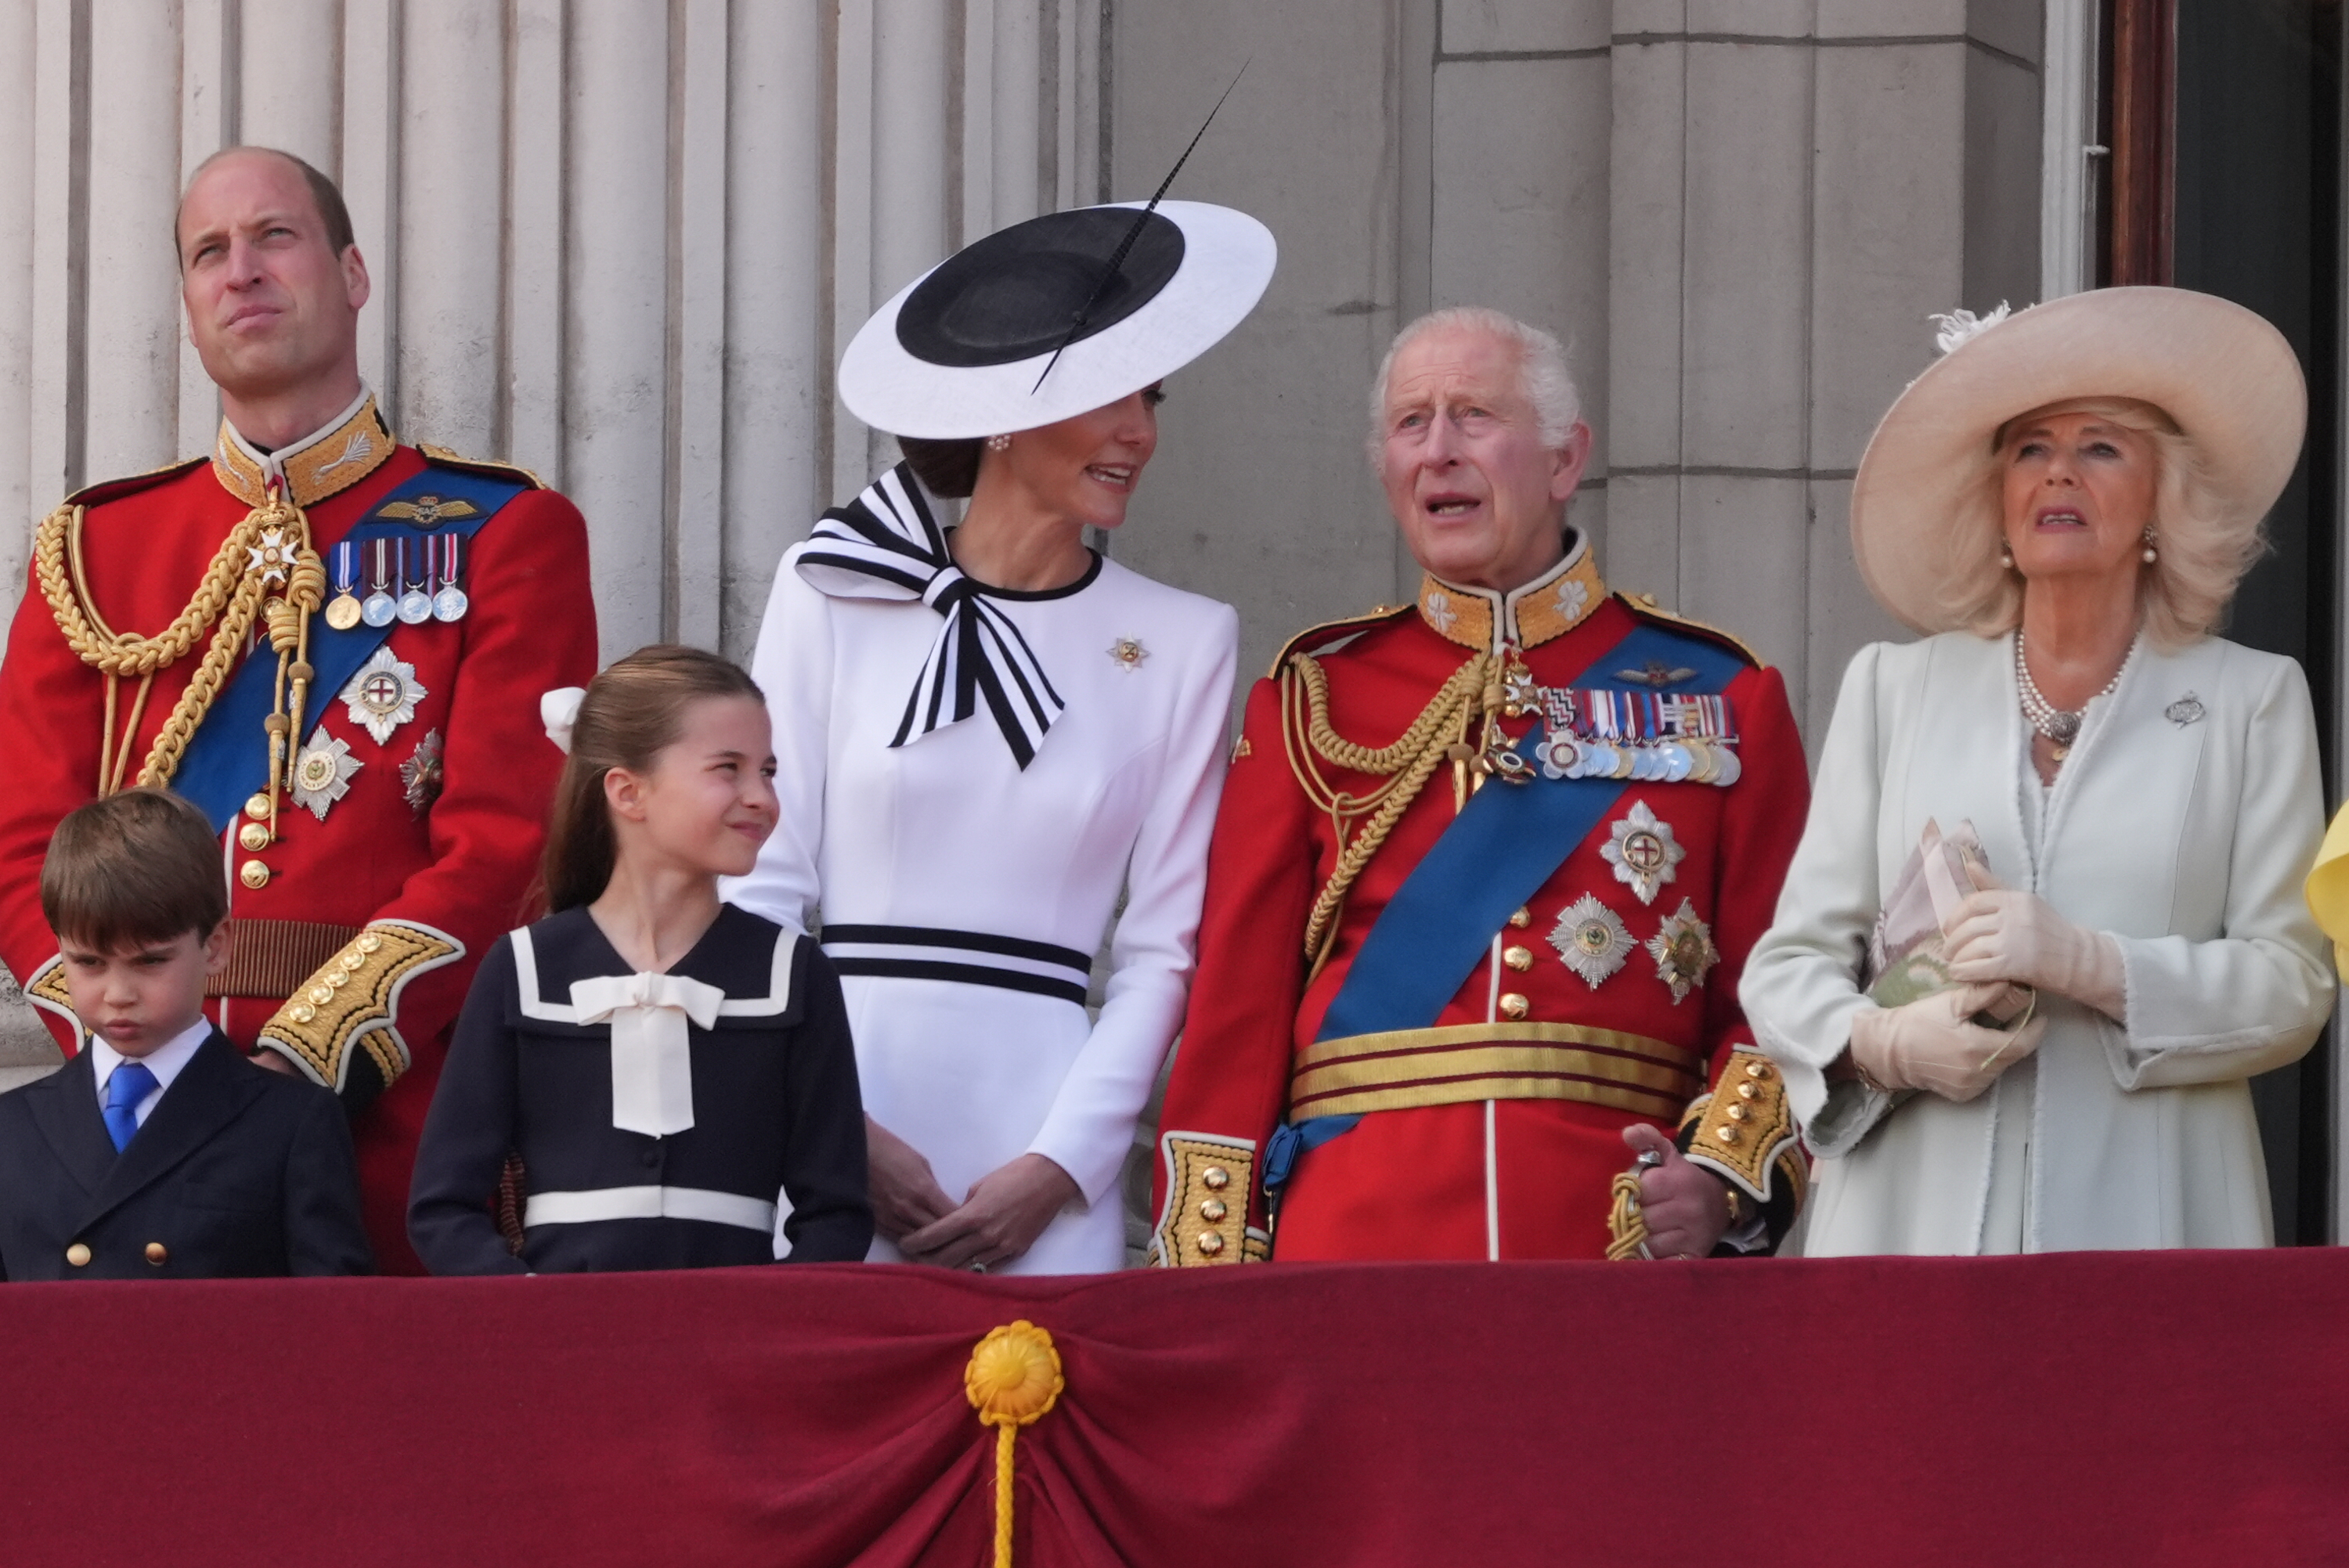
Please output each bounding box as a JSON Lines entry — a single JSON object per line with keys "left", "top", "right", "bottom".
{"left": 568, "top": 971, "right": 727, "bottom": 1137}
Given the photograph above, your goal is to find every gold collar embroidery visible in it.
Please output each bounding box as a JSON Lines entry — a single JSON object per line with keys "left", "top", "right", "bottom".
{"left": 212, "top": 391, "right": 397, "bottom": 509}
{"left": 1416, "top": 537, "right": 1607, "bottom": 654}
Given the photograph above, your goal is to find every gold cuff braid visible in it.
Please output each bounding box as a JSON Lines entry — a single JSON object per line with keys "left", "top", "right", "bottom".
{"left": 1681, "top": 1049, "right": 1805, "bottom": 1206}
{"left": 254, "top": 921, "right": 463, "bottom": 1100}
{"left": 1149, "top": 1134, "right": 1259, "bottom": 1267}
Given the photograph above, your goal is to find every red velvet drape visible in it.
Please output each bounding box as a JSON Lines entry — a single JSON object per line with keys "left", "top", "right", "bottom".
{"left": 3, "top": 1253, "right": 2344, "bottom": 1565}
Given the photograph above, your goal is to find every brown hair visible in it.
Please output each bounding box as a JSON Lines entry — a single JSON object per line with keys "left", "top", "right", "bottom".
{"left": 176, "top": 146, "right": 357, "bottom": 266}
{"left": 896, "top": 435, "right": 986, "bottom": 499}
{"left": 541, "top": 646, "right": 766, "bottom": 912}
{"left": 42, "top": 788, "right": 228, "bottom": 953}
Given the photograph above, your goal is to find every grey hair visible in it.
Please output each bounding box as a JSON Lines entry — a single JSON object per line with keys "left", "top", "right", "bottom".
{"left": 1366, "top": 307, "right": 1582, "bottom": 463}
{"left": 1932, "top": 396, "right": 2270, "bottom": 652}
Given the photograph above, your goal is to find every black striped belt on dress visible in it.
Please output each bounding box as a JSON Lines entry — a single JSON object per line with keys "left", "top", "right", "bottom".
{"left": 821, "top": 924, "right": 1092, "bottom": 1006}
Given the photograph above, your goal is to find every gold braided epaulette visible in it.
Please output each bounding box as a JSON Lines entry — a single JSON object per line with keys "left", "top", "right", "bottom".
{"left": 1265, "top": 602, "right": 1414, "bottom": 680}
{"left": 1682, "top": 1049, "right": 1805, "bottom": 1205}
{"left": 1149, "top": 1133, "right": 1264, "bottom": 1266}
{"left": 417, "top": 444, "right": 548, "bottom": 491}
{"left": 254, "top": 920, "right": 464, "bottom": 1108}
{"left": 1615, "top": 592, "right": 1767, "bottom": 669}
{"left": 61, "top": 456, "right": 207, "bottom": 511}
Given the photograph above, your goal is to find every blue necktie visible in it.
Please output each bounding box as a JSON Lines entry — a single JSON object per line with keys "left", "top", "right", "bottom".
{"left": 102, "top": 1062, "right": 158, "bottom": 1153}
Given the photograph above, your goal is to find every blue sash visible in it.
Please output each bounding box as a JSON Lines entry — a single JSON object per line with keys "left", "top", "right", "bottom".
{"left": 173, "top": 467, "right": 529, "bottom": 831}
{"left": 1262, "top": 621, "right": 1748, "bottom": 1191}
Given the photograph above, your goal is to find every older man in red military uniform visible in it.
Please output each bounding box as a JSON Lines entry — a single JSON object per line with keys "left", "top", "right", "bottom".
{"left": 1151, "top": 307, "right": 1809, "bottom": 1265}
{"left": 0, "top": 146, "right": 597, "bottom": 1272}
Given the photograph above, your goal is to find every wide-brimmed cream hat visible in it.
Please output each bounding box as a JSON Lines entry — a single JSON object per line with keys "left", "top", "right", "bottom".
{"left": 1850, "top": 286, "right": 2305, "bottom": 633}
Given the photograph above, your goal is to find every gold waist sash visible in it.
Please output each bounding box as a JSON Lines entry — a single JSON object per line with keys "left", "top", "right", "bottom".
{"left": 1287, "top": 1022, "right": 1705, "bottom": 1123}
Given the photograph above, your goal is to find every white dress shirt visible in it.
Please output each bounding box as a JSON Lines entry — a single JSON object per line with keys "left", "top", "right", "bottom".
{"left": 89, "top": 1019, "right": 211, "bottom": 1129}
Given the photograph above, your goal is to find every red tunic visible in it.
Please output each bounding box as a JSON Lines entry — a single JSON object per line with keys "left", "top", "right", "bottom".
{"left": 0, "top": 420, "right": 597, "bottom": 1272}
{"left": 1151, "top": 550, "right": 1810, "bottom": 1262}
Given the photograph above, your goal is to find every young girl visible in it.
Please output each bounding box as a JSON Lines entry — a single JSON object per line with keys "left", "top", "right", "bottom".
{"left": 407, "top": 646, "right": 871, "bottom": 1274}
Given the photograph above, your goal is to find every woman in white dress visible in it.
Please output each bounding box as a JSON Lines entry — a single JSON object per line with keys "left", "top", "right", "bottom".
{"left": 731, "top": 200, "right": 1276, "bottom": 1273}
{"left": 1741, "top": 287, "right": 2334, "bottom": 1255}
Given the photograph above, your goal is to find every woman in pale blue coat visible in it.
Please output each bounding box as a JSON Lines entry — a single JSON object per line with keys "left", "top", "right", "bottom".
{"left": 1742, "top": 288, "right": 2333, "bottom": 1255}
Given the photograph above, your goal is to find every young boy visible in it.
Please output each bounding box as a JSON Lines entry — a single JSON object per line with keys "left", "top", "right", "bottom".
{"left": 0, "top": 789, "right": 371, "bottom": 1279}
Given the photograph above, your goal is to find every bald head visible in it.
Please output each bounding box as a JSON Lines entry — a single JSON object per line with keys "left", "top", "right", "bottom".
{"left": 176, "top": 147, "right": 353, "bottom": 269}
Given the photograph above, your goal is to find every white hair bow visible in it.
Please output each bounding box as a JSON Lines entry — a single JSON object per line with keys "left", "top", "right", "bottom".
{"left": 568, "top": 971, "right": 727, "bottom": 1137}
{"left": 541, "top": 687, "right": 587, "bottom": 755}
{"left": 1929, "top": 302, "right": 2013, "bottom": 356}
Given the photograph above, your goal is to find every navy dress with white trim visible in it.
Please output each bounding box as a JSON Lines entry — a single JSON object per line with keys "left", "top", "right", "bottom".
{"left": 407, "top": 904, "right": 872, "bottom": 1274}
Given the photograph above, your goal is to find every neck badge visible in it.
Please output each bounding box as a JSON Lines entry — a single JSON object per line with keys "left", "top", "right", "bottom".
{"left": 342, "top": 647, "right": 428, "bottom": 744}
{"left": 290, "top": 726, "right": 363, "bottom": 820}
{"left": 325, "top": 540, "right": 364, "bottom": 632}
{"left": 1600, "top": 800, "right": 1684, "bottom": 905}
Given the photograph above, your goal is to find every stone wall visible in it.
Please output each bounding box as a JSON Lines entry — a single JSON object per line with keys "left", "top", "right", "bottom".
{"left": 0, "top": 2, "right": 2048, "bottom": 1110}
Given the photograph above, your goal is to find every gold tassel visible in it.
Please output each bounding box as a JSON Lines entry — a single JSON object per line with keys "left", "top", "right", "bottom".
{"left": 964, "top": 1321, "right": 1065, "bottom": 1568}
{"left": 1605, "top": 1170, "right": 1650, "bottom": 1261}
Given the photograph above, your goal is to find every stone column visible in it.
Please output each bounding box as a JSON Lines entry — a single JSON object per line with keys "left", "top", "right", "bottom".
{"left": 1607, "top": 1, "right": 2042, "bottom": 743}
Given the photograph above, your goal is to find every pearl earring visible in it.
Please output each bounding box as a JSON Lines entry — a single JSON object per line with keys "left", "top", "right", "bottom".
{"left": 1997, "top": 543, "right": 2015, "bottom": 570}
{"left": 986, "top": 434, "right": 1012, "bottom": 452}
{"left": 2141, "top": 526, "right": 2158, "bottom": 564}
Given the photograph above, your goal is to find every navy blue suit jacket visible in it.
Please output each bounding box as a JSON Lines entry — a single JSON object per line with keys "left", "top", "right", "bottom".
{"left": 0, "top": 1029, "right": 372, "bottom": 1280}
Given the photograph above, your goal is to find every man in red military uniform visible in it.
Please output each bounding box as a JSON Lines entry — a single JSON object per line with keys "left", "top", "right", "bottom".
{"left": 0, "top": 146, "right": 597, "bottom": 1272}
{"left": 1152, "top": 307, "right": 1810, "bottom": 1264}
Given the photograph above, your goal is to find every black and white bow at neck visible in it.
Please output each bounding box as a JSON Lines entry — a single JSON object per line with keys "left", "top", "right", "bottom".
{"left": 794, "top": 463, "right": 1073, "bottom": 769}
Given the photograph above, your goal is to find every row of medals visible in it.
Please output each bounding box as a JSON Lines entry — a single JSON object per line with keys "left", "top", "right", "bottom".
{"left": 1501, "top": 673, "right": 1744, "bottom": 788}
{"left": 1536, "top": 729, "right": 1743, "bottom": 787}
{"left": 321, "top": 535, "right": 468, "bottom": 633}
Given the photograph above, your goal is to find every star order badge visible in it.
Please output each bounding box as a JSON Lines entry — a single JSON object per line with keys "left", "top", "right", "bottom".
{"left": 400, "top": 728, "right": 446, "bottom": 816}
{"left": 1550, "top": 893, "right": 1633, "bottom": 989}
{"left": 1600, "top": 799, "right": 1684, "bottom": 905}
{"left": 1647, "top": 898, "right": 1719, "bottom": 1004}
{"left": 341, "top": 646, "right": 427, "bottom": 744}
{"left": 1107, "top": 636, "right": 1149, "bottom": 672}
{"left": 290, "top": 726, "right": 362, "bottom": 821}
{"left": 247, "top": 527, "right": 295, "bottom": 585}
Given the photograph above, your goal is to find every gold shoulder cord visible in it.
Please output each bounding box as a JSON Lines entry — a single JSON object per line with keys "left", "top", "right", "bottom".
{"left": 35, "top": 492, "right": 323, "bottom": 842}
{"left": 1279, "top": 647, "right": 1499, "bottom": 978}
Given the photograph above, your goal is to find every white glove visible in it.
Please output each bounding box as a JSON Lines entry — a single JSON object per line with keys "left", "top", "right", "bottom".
{"left": 1847, "top": 985, "right": 2045, "bottom": 1104}
{"left": 1943, "top": 889, "right": 2126, "bottom": 1019}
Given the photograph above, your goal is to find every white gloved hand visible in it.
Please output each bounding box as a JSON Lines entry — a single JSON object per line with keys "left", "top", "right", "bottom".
{"left": 1943, "top": 889, "right": 2126, "bottom": 1019}
{"left": 1847, "top": 985, "right": 2046, "bottom": 1104}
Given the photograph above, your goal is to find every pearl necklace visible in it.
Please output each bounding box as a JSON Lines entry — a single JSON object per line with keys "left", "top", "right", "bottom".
{"left": 2015, "top": 632, "right": 2127, "bottom": 760}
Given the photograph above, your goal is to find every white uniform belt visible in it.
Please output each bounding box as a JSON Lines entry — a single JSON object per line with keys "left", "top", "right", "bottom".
{"left": 522, "top": 1185, "right": 778, "bottom": 1234}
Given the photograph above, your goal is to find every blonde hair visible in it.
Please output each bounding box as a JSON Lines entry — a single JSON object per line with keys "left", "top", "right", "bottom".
{"left": 1932, "top": 397, "right": 2269, "bottom": 651}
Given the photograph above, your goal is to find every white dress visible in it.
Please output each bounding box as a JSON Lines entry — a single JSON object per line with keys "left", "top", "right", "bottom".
{"left": 1740, "top": 630, "right": 2333, "bottom": 1255}
{"left": 729, "top": 474, "right": 1237, "bottom": 1274}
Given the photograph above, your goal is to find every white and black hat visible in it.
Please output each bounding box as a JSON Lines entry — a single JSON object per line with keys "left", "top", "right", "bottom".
{"left": 837, "top": 200, "right": 1277, "bottom": 440}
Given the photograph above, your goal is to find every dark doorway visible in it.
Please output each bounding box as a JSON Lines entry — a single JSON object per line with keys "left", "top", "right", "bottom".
{"left": 2125, "top": 0, "right": 2343, "bottom": 1242}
